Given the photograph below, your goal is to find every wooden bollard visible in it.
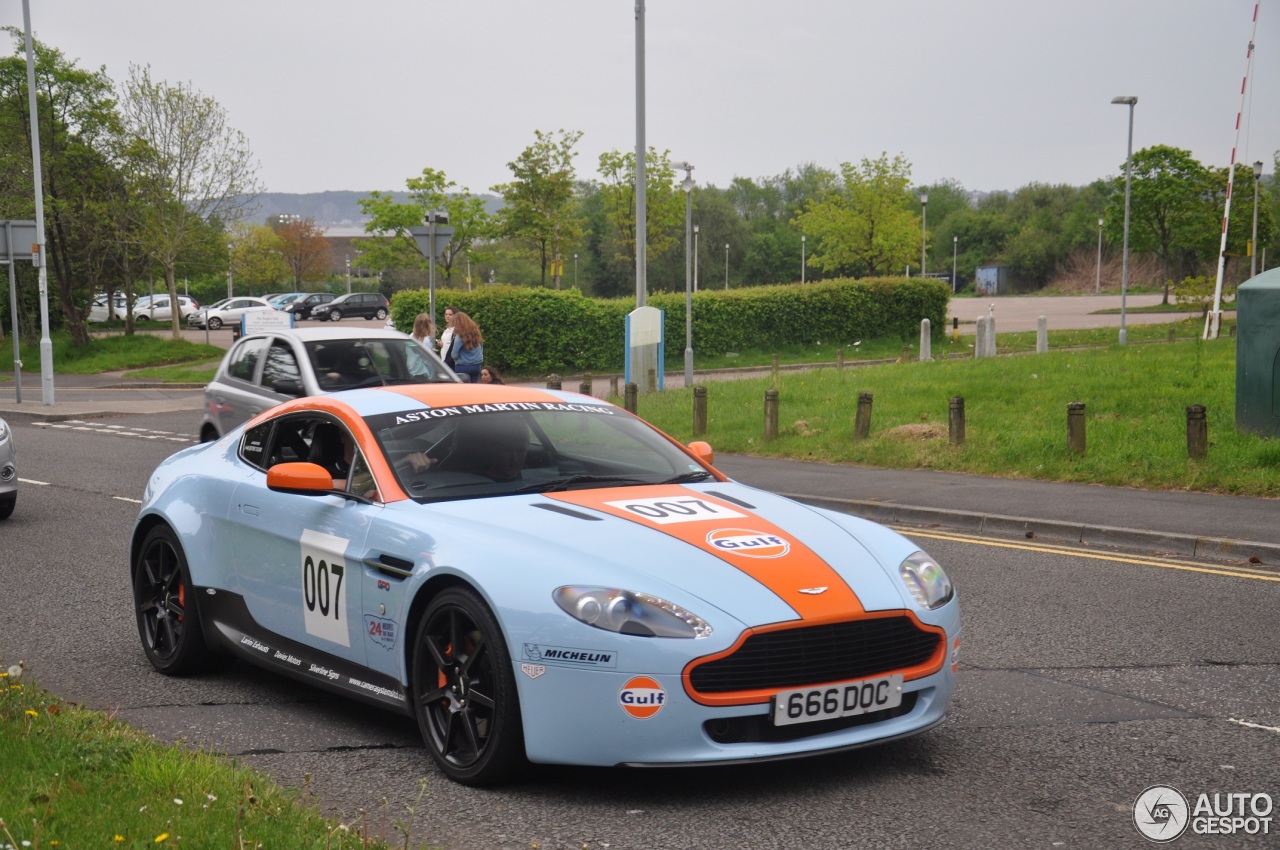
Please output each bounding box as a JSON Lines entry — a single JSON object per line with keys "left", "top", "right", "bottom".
{"left": 624, "top": 382, "right": 638, "bottom": 414}
{"left": 546, "top": 373, "right": 562, "bottom": 390}
{"left": 854, "top": 391, "right": 873, "bottom": 441}
{"left": 609, "top": 375, "right": 619, "bottom": 397}
{"left": 579, "top": 373, "right": 593, "bottom": 396}
{"left": 949, "top": 396, "right": 965, "bottom": 446}
{"left": 1067, "top": 401, "right": 1086, "bottom": 455}
{"left": 771, "top": 354, "right": 779, "bottom": 385}
{"left": 1187, "top": 404, "right": 1207, "bottom": 459}
{"left": 836, "top": 348, "right": 845, "bottom": 369}
{"left": 1168, "top": 327, "right": 1176, "bottom": 343}
{"left": 764, "top": 389, "right": 779, "bottom": 441}
{"left": 646, "top": 367, "right": 657, "bottom": 394}
{"left": 693, "top": 385, "right": 708, "bottom": 436}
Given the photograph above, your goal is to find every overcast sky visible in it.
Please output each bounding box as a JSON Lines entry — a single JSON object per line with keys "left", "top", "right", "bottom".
{"left": 14, "top": 1, "right": 1278, "bottom": 196}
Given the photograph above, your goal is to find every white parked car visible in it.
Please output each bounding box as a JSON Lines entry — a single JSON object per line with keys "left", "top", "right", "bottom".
{"left": 133, "top": 294, "right": 200, "bottom": 322}
{"left": 187, "top": 297, "right": 274, "bottom": 330}
{"left": 0, "top": 417, "right": 15, "bottom": 519}
{"left": 88, "top": 294, "right": 128, "bottom": 323}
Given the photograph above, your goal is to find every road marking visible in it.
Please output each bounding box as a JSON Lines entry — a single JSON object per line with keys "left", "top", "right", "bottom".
{"left": 35, "top": 420, "right": 194, "bottom": 444}
{"left": 18, "top": 477, "right": 49, "bottom": 486}
{"left": 112, "top": 496, "right": 143, "bottom": 504}
{"left": 895, "top": 527, "right": 1280, "bottom": 583}
{"left": 1228, "top": 718, "right": 1280, "bottom": 734}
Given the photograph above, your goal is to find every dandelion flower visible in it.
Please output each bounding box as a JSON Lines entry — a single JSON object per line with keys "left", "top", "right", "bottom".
{"left": 7, "top": 663, "right": 23, "bottom": 680}
{"left": 24, "top": 710, "right": 38, "bottom": 718}
{"left": 114, "top": 836, "right": 125, "bottom": 843}
{"left": 154, "top": 833, "right": 169, "bottom": 843}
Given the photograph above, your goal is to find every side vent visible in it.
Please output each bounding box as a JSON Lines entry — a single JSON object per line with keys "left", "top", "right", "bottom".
{"left": 534, "top": 503, "right": 604, "bottom": 521}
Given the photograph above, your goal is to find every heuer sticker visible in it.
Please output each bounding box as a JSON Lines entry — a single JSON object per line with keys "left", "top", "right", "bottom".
{"left": 521, "top": 663, "right": 546, "bottom": 680}
{"left": 522, "top": 643, "right": 616, "bottom": 668}
{"left": 364, "top": 615, "right": 397, "bottom": 651}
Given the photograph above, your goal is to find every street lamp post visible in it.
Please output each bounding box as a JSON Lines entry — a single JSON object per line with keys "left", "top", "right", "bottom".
{"left": 675, "top": 161, "right": 695, "bottom": 386}
{"left": 919, "top": 192, "right": 929, "bottom": 276}
{"left": 693, "top": 225, "right": 699, "bottom": 293}
{"left": 1252, "top": 161, "right": 1264, "bottom": 279}
{"left": 952, "top": 235, "right": 958, "bottom": 294}
{"left": 1095, "top": 217, "right": 1104, "bottom": 293}
{"left": 724, "top": 243, "right": 729, "bottom": 290}
{"left": 345, "top": 254, "right": 351, "bottom": 295}
{"left": 801, "top": 235, "right": 806, "bottom": 284}
{"left": 573, "top": 253, "right": 578, "bottom": 288}
{"left": 1112, "top": 95, "right": 1137, "bottom": 345}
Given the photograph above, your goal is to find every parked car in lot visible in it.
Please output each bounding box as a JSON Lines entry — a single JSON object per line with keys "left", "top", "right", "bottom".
{"left": 0, "top": 417, "right": 15, "bottom": 519}
{"left": 198, "top": 327, "right": 458, "bottom": 441}
{"left": 133, "top": 294, "right": 200, "bottom": 322}
{"left": 136, "top": 383, "right": 959, "bottom": 786}
{"left": 310, "top": 291, "right": 389, "bottom": 322}
{"left": 268, "top": 292, "right": 305, "bottom": 309}
{"left": 88, "top": 294, "right": 128, "bottom": 323}
{"left": 283, "top": 292, "right": 334, "bottom": 317}
{"left": 187, "top": 297, "right": 275, "bottom": 330}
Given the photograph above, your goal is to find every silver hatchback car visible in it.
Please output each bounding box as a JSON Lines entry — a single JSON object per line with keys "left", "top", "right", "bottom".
{"left": 199, "top": 327, "right": 459, "bottom": 442}
{"left": 0, "top": 417, "right": 15, "bottom": 519}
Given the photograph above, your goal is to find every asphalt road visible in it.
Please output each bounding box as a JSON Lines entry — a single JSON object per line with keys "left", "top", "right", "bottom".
{"left": 1, "top": 412, "right": 1276, "bottom": 849}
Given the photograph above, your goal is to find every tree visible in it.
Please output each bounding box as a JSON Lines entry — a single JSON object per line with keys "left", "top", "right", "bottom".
{"left": 596, "top": 147, "right": 684, "bottom": 289}
{"left": 275, "top": 217, "right": 330, "bottom": 285}
{"left": 492, "top": 129, "right": 582, "bottom": 287}
{"left": 358, "top": 167, "right": 493, "bottom": 286}
{"left": 0, "top": 29, "right": 122, "bottom": 346}
{"left": 229, "top": 223, "right": 289, "bottom": 293}
{"left": 1104, "top": 145, "right": 1211, "bottom": 303}
{"left": 119, "top": 64, "right": 260, "bottom": 338}
{"left": 794, "top": 153, "right": 918, "bottom": 278}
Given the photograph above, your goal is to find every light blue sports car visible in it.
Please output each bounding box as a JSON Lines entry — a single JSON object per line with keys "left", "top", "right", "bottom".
{"left": 131, "top": 384, "right": 960, "bottom": 785}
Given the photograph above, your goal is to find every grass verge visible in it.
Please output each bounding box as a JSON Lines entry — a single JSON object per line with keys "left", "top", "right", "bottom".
{"left": 631, "top": 320, "right": 1280, "bottom": 497}
{"left": 0, "top": 332, "right": 224, "bottom": 377}
{"left": 0, "top": 662, "right": 439, "bottom": 849}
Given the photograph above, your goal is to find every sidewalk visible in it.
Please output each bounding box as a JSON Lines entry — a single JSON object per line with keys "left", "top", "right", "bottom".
{"left": 2, "top": 371, "right": 1276, "bottom": 567}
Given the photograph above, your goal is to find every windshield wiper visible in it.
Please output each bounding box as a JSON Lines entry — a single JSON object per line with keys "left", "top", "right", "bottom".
{"left": 507, "top": 474, "right": 651, "bottom": 495}
{"left": 660, "top": 470, "right": 714, "bottom": 484}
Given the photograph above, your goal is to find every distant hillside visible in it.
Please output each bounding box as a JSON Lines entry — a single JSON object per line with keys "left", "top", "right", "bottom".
{"left": 242, "top": 191, "right": 505, "bottom": 232}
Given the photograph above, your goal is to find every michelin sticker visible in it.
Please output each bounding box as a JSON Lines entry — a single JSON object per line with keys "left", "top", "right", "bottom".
{"left": 523, "top": 643, "right": 616, "bottom": 668}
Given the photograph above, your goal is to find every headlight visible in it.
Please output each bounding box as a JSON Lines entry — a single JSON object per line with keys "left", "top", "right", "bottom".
{"left": 898, "top": 551, "right": 954, "bottom": 610}
{"left": 554, "top": 586, "right": 712, "bottom": 639}
{"left": 0, "top": 420, "right": 8, "bottom": 441}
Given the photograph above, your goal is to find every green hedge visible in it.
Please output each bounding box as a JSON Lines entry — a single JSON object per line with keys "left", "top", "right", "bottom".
{"left": 390, "top": 277, "right": 949, "bottom": 376}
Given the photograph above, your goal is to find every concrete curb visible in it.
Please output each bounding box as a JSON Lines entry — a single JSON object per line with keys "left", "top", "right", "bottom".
{"left": 784, "top": 493, "right": 1280, "bottom": 566}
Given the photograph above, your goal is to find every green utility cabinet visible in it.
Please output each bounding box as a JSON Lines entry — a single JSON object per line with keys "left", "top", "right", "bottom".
{"left": 1236, "top": 267, "right": 1280, "bottom": 436}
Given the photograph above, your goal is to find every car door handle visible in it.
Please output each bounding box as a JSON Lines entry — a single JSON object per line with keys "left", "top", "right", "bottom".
{"left": 239, "top": 503, "right": 261, "bottom": 517}
{"left": 362, "top": 554, "right": 414, "bottom": 578}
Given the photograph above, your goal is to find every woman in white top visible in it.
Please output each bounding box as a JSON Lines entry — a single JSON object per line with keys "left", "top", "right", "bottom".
{"left": 439, "top": 305, "right": 458, "bottom": 368}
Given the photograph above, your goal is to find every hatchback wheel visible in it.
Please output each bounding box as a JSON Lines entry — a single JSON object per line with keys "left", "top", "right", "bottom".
{"left": 207, "top": 316, "right": 223, "bottom": 330}
{"left": 373, "top": 307, "right": 388, "bottom": 321}
{"left": 329, "top": 308, "right": 342, "bottom": 322}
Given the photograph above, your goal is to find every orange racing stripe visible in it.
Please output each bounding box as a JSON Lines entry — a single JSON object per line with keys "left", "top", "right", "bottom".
{"left": 545, "top": 486, "right": 864, "bottom": 621}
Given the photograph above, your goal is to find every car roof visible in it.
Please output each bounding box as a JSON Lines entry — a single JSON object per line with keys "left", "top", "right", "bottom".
{"left": 237, "top": 327, "right": 412, "bottom": 343}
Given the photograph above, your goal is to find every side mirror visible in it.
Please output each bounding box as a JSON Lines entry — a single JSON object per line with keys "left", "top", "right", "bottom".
{"left": 687, "top": 440, "right": 715, "bottom": 465}
{"left": 267, "top": 462, "right": 335, "bottom": 495}
{"left": 272, "top": 378, "right": 305, "bottom": 397}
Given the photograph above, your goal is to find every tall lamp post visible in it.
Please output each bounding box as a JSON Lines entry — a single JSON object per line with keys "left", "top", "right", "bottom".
{"left": 801, "top": 234, "right": 806, "bottom": 284}
{"left": 951, "top": 235, "right": 958, "bottom": 293}
{"left": 724, "top": 243, "right": 729, "bottom": 290}
{"left": 919, "top": 192, "right": 929, "bottom": 275}
{"left": 693, "top": 225, "right": 700, "bottom": 292}
{"left": 675, "top": 161, "right": 696, "bottom": 386}
{"left": 1252, "top": 161, "right": 1264, "bottom": 279}
{"left": 345, "top": 254, "right": 351, "bottom": 294}
{"left": 1111, "top": 95, "right": 1137, "bottom": 345}
{"left": 1095, "top": 217, "right": 1104, "bottom": 293}
{"left": 574, "top": 253, "right": 579, "bottom": 288}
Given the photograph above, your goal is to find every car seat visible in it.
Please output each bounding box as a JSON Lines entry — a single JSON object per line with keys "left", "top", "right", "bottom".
{"left": 307, "top": 422, "right": 346, "bottom": 479}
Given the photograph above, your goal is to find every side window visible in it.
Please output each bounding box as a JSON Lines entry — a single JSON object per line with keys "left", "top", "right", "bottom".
{"left": 261, "top": 341, "right": 301, "bottom": 392}
{"left": 240, "top": 421, "right": 274, "bottom": 471}
{"left": 227, "top": 338, "right": 267, "bottom": 382}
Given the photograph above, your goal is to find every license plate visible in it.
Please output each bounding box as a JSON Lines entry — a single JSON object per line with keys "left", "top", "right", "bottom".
{"left": 772, "top": 674, "right": 904, "bottom": 726}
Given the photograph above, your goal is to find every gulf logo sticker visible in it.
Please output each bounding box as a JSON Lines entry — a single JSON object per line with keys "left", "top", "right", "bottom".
{"left": 618, "top": 676, "right": 666, "bottom": 719}
{"left": 706, "top": 528, "right": 792, "bottom": 559}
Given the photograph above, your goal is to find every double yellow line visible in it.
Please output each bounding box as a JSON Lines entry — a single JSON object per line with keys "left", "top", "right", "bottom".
{"left": 896, "top": 527, "right": 1280, "bottom": 583}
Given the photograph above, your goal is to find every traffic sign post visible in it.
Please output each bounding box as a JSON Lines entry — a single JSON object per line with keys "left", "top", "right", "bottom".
{"left": 0, "top": 220, "right": 37, "bottom": 404}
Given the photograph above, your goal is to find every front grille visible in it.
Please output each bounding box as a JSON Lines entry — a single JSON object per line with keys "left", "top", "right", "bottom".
{"left": 703, "top": 693, "right": 918, "bottom": 744}
{"left": 688, "top": 616, "right": 941, "bottom": 695}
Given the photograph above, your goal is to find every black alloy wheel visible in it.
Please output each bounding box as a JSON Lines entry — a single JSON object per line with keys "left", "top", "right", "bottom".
{"left": 411, "top": 587, "right": 525, "bottom": 785}
{"left": 132, "top": 525, "right": 218, "bottom": 674}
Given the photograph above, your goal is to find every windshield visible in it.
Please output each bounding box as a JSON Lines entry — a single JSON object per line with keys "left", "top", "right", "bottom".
{"left": 364, "top": 404, "right": 712, "bottom": 503}
{"left": 305, "top": 338, "right": 455, "bottom": 392}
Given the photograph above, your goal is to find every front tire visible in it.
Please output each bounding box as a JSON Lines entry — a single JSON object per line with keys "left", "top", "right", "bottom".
{"left": 132, "top": 525, "right": 219, "bottom": 675}
{"left": 329, "top": 308, "right": 342, "bottom": 322}
{"left": 373, "top": 307, "right": 388, "bottom": 321}
{"left": 0, "top": 494, "right": 14, "bottom": 519}
{"left": 411, "top": 587, "right": 525, "bottom": 786}
{"left": 207, "top": 316, "right": 223, "bottom": 330}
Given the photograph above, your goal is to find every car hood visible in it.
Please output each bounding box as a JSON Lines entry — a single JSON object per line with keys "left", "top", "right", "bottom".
{"left": 406, "top": 482, "right": 913, "bottom": 628}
